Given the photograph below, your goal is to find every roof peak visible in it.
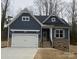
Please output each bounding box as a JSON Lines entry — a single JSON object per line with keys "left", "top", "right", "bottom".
{"left": 21, "top": 8, "right": 30, "bottom": 13}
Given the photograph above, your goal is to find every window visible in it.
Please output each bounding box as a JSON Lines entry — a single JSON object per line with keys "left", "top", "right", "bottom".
{"left": 22, "top": 16, "right": 30, "bottom": 21}
{"left": 54, "top": 29, "right": 65, "bottom": 38}
{"left": 51, "top": 18, "right": 56, "bottom": 22}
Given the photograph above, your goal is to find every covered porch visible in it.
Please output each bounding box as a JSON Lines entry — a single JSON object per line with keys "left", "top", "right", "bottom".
{"left": 40, "top": 25, "right": 53, "bottom": 48}
{"left": 40, "top": 25, "right": 70, "bottom": 51}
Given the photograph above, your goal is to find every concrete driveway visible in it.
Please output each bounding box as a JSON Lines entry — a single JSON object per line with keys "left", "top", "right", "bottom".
{"left": 1, "top": 48, "right": 38, "bottom": 59}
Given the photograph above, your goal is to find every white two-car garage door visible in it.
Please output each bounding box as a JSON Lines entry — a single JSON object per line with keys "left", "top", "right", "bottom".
{"left": 11, "top": 33, "right": 38, "bottom": 48}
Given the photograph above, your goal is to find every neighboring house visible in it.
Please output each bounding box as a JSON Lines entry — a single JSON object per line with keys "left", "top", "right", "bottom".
{"left": 8, "top": 8, "right": 70, "bottom": 50}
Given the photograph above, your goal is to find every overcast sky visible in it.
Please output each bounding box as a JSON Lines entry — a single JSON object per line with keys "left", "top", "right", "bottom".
{"left": 9, "top": 0, "right": 34, "bottom": 16}
{"left": 9, "top": 0, "right": 72, "bottom": 17}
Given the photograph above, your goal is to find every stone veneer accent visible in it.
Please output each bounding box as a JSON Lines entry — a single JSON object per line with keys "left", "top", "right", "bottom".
{"left": 53, "top": 39, "right": 69, "bottom": 51}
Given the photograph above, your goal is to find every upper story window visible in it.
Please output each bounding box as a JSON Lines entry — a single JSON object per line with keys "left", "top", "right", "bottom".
{"left": 22, "top": 16, "right": 30, "bottom": 21}
{"left": 51, "top": 18, "right": 56, "bottom": 22}
{"left": 54, "top": 29, "right": 65, "bottom": 39}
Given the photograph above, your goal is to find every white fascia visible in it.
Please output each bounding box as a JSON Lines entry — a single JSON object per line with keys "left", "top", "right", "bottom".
{"left": 11, "top": 29, "right": 40, "bottom": 32}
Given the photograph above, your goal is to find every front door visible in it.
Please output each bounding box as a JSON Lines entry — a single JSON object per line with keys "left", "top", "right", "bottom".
{"left": 42, "top": 28, "right": 50, "bottom": 41}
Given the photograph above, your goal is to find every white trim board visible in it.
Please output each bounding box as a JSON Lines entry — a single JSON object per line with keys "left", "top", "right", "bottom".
{"left": 8, "top": 8, "right": 43, "bottom": 26}
{"left": 11, "top": 29, "right": 40, "bottom": 32}
{"left": 42, "top": 25, "right": 70, "bottom": 28}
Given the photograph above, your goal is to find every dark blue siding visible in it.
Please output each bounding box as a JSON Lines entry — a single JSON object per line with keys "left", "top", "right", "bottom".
{"left": 43, "top": 16, "right": 69, "bottom": 27}
{"left": 10, "top": 13, "right": 41, "bottom": 30}
{"left": 52, "top": 28, "right": 68, "bottom": 39}
{"left": 9, "top": 13, "right": 69, "bottom": 40}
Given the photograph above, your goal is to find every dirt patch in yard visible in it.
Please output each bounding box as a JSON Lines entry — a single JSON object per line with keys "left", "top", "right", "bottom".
{"left": 69, "top": 45, "right": 77, "bottom": 53}
{"left": 1, "top": 40, "right": 11, "bottom": 48}
{"left": 1, "top": 41, "right": 7, "bottom": 48}
{"left": 34, "top": 45, "right": 77, "bottom": 59}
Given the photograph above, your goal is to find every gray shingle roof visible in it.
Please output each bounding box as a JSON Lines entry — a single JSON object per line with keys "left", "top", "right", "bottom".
{"left": 35, "top": 15, "right": 69, "bottom": 27}
{"left": 35, "top": 16, "right": 48, "bottom": 23}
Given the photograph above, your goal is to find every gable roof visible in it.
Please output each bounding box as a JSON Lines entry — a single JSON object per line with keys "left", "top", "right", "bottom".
{"left": 42, "top": 14, "right": 69, "bottom": 27}
{"left": 56, "top": 17, "right": 70, "bottom": 27}
{"left": 35, "top": 16, "right": 48, "bottom": 23}
{"left": 8, "top": 8, "right": 69, "bottom": 27}
{"left": 8, "top": 8, "right": 43, "bottom": 26}
{"left": 43, "top": 14, "right": 54, "bottom": 23}
{"left": 59, "top": 18, "right": 69, "bottom": 26}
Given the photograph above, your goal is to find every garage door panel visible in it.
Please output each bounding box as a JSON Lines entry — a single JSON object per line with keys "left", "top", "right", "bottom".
{"left": 12, "top": 33, "right": 38, "bottom": 48}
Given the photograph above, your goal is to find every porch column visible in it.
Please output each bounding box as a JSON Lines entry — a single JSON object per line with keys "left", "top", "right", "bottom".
{"left": 50, "top": 28, "right": 53, "bottom": 47}
{"left": 41, "top": 27, "right": 43, "bottom": 47}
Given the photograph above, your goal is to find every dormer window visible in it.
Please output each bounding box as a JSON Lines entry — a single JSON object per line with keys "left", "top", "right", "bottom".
{"left": 51, "top": 18, "right": 56, "bottom": 22}
{"left": 22, "top": 16, "right": 30, "bottom": 21}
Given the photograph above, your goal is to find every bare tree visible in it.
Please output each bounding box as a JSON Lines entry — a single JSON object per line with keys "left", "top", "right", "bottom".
{"left": 1, "top": 0, "right": 11, "bottom": 41}
{"left": 34, "top": 0, "right": 77, "bottom": 26}
{"left": 64, "top": 0, "right": 77, "bottom": 44}
{"left": 60, "top": 0, "right": 76, "bottom": 24}
{"left": 34, "top": 0, "right": 64, "bottom": 16}
{"left": 71, "top": 0, "right": 77, "bottom": 24}
{"left": 43, "top": 0, "right": 49, "bottom": 15}
{"left": 34, "top": 0, "right": 43, "bottom": 15}
{"left": 71, "top": 0, "right": 77, "bottom": 44}
{"left": 1, "top": 0, "right": 10, "bottom": 31}
{"left": 53, "top": 0, "right": 64, "bottom": 16}
{"left": 49, "top": 0, "right": 53, "bottom": 15}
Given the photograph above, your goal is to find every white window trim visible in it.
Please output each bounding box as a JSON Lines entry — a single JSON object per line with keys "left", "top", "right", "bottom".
{"left": 54, "top": 29, "right": 65, "bottom": 39}
{"left": 22, "top": 16, "right": 30, "bottom": 21}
